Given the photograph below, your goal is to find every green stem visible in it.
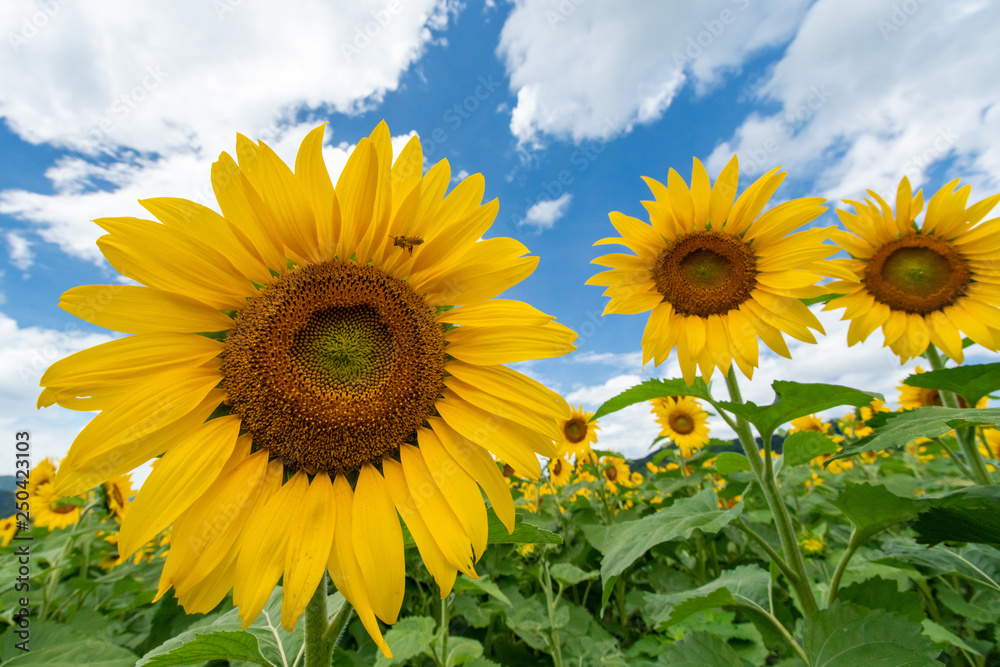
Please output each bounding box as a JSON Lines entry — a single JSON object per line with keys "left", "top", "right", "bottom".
{"left": 932, "top": 436, "right": 978, "bottom": 484}
{"left": 541, "top": 561, "right": 564, "bottom": 667}
{"left": 924, "top": 345, "right": 992, "bottom": 485}
{"left": 724, "top": 369, "right": 818, "bottom": 616}
{"left": 827, "top": 528, "right": 861, "bottom": 605}
{"left": 737, "top": 517, "right": 797, "bottom": 586}
{"left": 758, "top": 607, "right": 811, "bottom": 666}
{"left": 322, "top": 597, "right": 354, "bottom": 655}
{"left": 304, "top": 576, "right": 330, "bottom": 667}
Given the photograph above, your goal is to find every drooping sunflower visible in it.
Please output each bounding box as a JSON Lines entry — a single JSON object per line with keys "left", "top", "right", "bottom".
{"left": 547, "top": 455, "right": 572, "bottom": 486}
{"left": 651, "top": 396, "right": 710, "bottom": 457}
{"left": 557, "top": 404, "right": 599, "bottom": 458}
{"left": 897, "top": 366, "right": 988, "bottom": 409}
{"left": 40, "top": 122, "right": 576, "bottom": 656}
{"left": 824, "top": 177, "right": 1000, "bottom": 362}
{"left": 589, "top": 157, "right": 846, "bottom": 384}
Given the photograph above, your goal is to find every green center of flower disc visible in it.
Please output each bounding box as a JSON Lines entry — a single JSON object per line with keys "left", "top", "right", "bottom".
{"left": 564, "top": 417, "right": 588, "bottom": 443}
{"left": 865, "top": 235, "right": 970, "bottom": 314}
{"left": 654, "top": 230, "right": 758, "bottom": 316}
{"left": 222, "top": 260, "right": 446, "bottom": 474}
{"left": 670, "top": 413, "right": 694, "bottom": 435}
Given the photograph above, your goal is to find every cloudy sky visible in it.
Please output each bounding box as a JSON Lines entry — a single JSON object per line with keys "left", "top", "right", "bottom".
{"left": 2, "top": 0, "right": 998, "bottom": 476}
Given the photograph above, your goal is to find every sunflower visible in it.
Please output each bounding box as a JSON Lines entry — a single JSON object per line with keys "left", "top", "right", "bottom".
{"left": 789, "top": 414, "right": 829, "bottom": 434}
{"left": 30, "top": 482, "right": 82, "bottom": 530}
{"left": 897, "top": 366, "right": 988, "bottom": 409}
{"left": 651, "top": 396, "right": 710, "bottom": 457}
{"left": 825, "top": 177, "right": 1000, "bottom": 362}
{"left": 1, "top": 516, "right": 18, "bottom": 547}
{"left": 40, "top": 122, "right": 575, "bottom": 656}
{"left": 27, "top": 458, "right": 55, "bottom": 497}
{"left": 600, "top": 456, "right": 632, "bottom": 493}
{"left": 548, "top": 456, "right": 572, "bottom": 486}
{"left": 589, "top": 156, "right": 844, "bottom": 384}
{"left": 105, "top": 474, "right": 135, "bottom": 522}
{"left": 557, "top": 404, "right": 599, "bottom": 457}
{"left": 983, "top": 429, "right": 1000, "bottom": 459}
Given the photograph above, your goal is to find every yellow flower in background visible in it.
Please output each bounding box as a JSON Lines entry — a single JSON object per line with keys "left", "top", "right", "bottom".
{"left": 38, "top": 122, "right": 577, "bottom": 656}
{"left": 557, "top": 404, "right": 599, "bottom": 458}
{"left": 651, "top": 396, "right": 710, "bottom": 457}
{"left": 800, "top": 536, "right": 825, "bottom": 554}
{"left": 589, "top": 156, "right": 841, "bottom": 384}
{"left": 825, "top": 177, "right": 1000, "bottom": 362}
{"left": 897, "top": 366, "right": 989, "bottom": 409}
{"left": 30, "top": 482, "right": 82, "bottom": 530}
{"left": 790, "top": 414, "right": 829, "bottom": 434}
{"left": 26, "top": 457, "right": 56, "bottom": 497}
{"left": 860, "top": 399, "right": 890, "bottom": 422}
{"left": 601, "top": 456, "right": 632, "bottom": 493}
{"left": 105, "top": 474, "right": 136, "bottom": 522}
{"left": 1, "top": 516, "right": 18, "bottom": 547}
{"left": 548, "top": 456, "right": 572, "bottom": 486}
{"left": 983, "top": 429, "right": 1000, "bottom": 459}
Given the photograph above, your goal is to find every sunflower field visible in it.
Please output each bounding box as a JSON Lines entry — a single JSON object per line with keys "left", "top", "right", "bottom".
{"left": 3, "top": 123, "right": 1000, "bottom": 667}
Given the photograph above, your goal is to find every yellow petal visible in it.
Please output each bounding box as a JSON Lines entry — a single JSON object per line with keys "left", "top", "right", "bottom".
{"left": 235, "top": 471, "right": 310, "bottom": 628}
{"left": 709, "top": 156, "right": 739, "bottom": 228}
{"left": 118, "top": 415, "right": 242, "bottom": 558}
{"left": 328, "top": 474, "right": 391, "bottom": 659}
{"left": 437, "top": 300, "right": 553, "bottom": 327}
{"left": 690, "top": 158, "right": 712, "bottom": 229}
{"left": 443, "top": 361, "right": 570, "bottom": 420}
{"left": 212, "top": 152, "right": 286, "bottom": 273}
{"left": 282, "top": 473, "right": 337, "bottom": 631}
{"left": 335, "top": 139, "right": 379, "bottom": 257}
{"left": 356, "top": 121, "right": 393, "bottom": 265}
{"left": 445, "top": 321, "right": 576, "bottom": 365}
{"left": 295, "top": 124, "right": 340, "bottom": 262}
{"left": 727, "top": 168, "right": 785, "bottom": 236}
{"left": 417, "top": 428, "right": 488, "bottom": 559}
{"left": 352, "top": 464, "right": 405, "bottom": 625}
{"left": 667, "top": 168, "right": 695, "bottom": 233}
{"left": 445, "top": 377, "right": 562, "bottom": 442}
{"left": 255, "top": 141, "right": 321, "bottom": 263}
{"left": 60, "top": 285, "right": 233, "bottom": 334}
{"left": 382, "top": 458, "right": 457, "bottom": 596}
{"left": 398, "top": 444, "right": 477, "bottom": 577}
{"left": 429, "top": 416, "right": 515, "bottom": 534}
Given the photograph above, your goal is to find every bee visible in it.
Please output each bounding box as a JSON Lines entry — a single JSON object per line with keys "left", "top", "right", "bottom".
{"left": 388, "top": 235, "right": 424, "bottom": 255}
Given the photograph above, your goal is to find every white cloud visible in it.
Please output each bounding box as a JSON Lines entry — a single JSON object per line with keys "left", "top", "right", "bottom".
{"left": 5, "top": 231, "right": 34, "bottom": 271}
{"left": 519, "top": 192, "right": 572, "bottom": 231}
{"left": 706, "top": 0, "right": 1000, "bottom": 199}
{"left": 497, "top": 0, "right": 810, "bottom": 147}
{"left": 0, "top": 0, "right": 454, "bottom": 155}
{"left": 0, "top": 311, "right": 113, "bottom": 476}
{"left": 559, "top": 306, "right": 989, "bottom": 459}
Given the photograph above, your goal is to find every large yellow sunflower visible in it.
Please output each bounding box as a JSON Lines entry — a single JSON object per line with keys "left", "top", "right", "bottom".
{"left": 651, "top": 396, "right": 710, "bottom": 457}
{"left": 40, "top": 122, "right": 576, "bottom": 656}
{"left": 557, "top": 404, "right": 599, "bottom": 457}
{"left": 825, "top": 177, "right": 1000, "bottom": 362}
{"left": 589, "top": 157, "right": 845, "bottom": 384}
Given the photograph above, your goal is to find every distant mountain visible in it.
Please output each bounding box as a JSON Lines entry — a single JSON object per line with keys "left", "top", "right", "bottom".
{"left": 0, "top": 475, "right": 17, "bottom": 492}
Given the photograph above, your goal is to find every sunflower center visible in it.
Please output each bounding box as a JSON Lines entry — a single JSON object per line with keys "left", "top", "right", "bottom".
{"left": 604, "top": 465, "right": 618, "bottom": 482}
{"left": 52, "top": 501, "right": 77, "bottom": 515}
{"left": 865, "top": 235, "right": 970, "bottom": 314}
{"left": 564, "top": 417, "right": 588, "bottom": 443}
{"left": 653, "top": 230, "right": 758, "bottom": 317}
{"left": 222, "top": 260, "right": 446, "bottom": 474}
{"left": 669, "top": 412, "right": 695, "bottom": 435}
{"left": 552, "top": 459, "right": 563, "bottom": 476}
{"left": 110, "top": 485, "right": 126, "bottom": 508}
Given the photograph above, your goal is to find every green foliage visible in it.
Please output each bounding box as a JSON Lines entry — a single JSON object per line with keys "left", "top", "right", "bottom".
{"left": 782, "top": 430, "right": 838, "bottom": 467}
{"left": 593, "top": 377, "right": 713, "bottom": 420}
{"left": 902, "top": 362, "right": 1000, "bottom": 408}
{"left": 803, "top": 602, "right": 939, "bottom": 666}
{"left": 834, "top": 406, "right": 1000, "bottom": 459}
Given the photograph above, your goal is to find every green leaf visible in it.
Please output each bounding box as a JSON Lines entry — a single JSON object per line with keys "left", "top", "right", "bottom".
{"left": 825, "top": 483, "right": 922, "bottom": 542}
{"left": 643, "top": 565, "right": 770, "bottom": 629}
{"left": 548, "top": 562, "right": 598, "bottom": 586}
{"left": 446, "top": 637, "right": 485, "bottom": 666}
{"left": 712, "top": 452, "right": 751, "bottom": 475}
{"left": 833, "top": 407, "right": 1000, "bottom": 459}
{"left": 487, "top": 510, "right": 562, "bottom": 545}
{"left": 716, "top": 381, "right": 881, "bottom": 439}
{"left": 781, "top": 431, "right": 837, "bottom": 467}
{"left": 837, "top": 577, "right": 925, "bottom": 623}
{"left": 137, "top": 587, "right": 331, "bottom": 666}
{"left": 902, "top": 362, "right": 1000, "bottom": 408}
{"left": 912, "top": 485, "right": 1000, "bottom": 546}
{"left": 655, "top": 631, "right": 743, "bottom": 666}
{"left": 803, "top": 602, "right": 939, "bottom": 666}
{"left": 877, "top": 539, "right": 1000, "bottom": 592}
{"left": 375, "top": 616, "right": 436, "bottom": 667}
{"left": 593, "top": 378, "right": 713, "bottom": 420}
{"left": 453, "top": 575, "right": 512, "bottom": 606}
{"left": 920, "top": 619, "right": 982, "bottom": 656}
{"left": 4, "top": 641, "right": 137, "bottom": 667}
{"left": 599, "top": 489, "right": 743, "bottom": 591}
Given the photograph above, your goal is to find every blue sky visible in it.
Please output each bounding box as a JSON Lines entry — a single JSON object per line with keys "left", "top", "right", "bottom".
{"left": 2, "top": 0, "right": 999, "bottom": 475}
